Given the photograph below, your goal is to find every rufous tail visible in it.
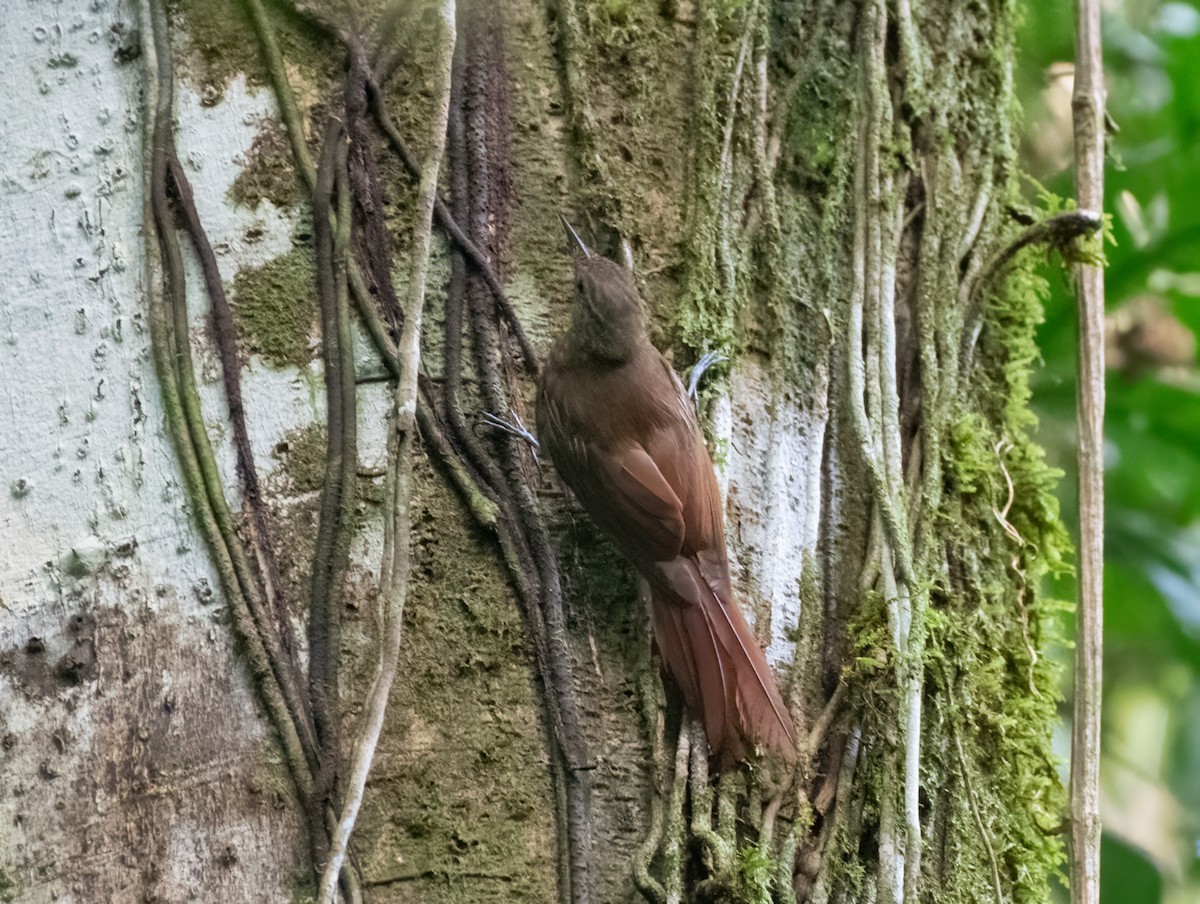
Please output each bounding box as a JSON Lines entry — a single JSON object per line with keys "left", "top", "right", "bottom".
{"left": 650, "top": 572, "right": 796, "bottom": 770}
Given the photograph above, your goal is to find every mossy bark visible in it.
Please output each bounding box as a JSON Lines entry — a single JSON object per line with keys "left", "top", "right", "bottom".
{"left": 1, "top": 1, "right": 1067, "bottom": 902}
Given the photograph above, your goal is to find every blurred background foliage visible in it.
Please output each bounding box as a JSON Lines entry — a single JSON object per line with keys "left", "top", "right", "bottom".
{"left": 1018, "top": 1, "right": 1200, "bottom": 901}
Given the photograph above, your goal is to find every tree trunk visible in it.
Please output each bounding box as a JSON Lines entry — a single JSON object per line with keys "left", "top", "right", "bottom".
{"left": 0, "top": 1, "right": 1068, "bottom": 902}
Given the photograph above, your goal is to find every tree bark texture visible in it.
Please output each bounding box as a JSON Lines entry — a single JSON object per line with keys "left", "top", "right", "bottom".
{"left": 0, "top": 1, "right": 1069, "bottom": 903}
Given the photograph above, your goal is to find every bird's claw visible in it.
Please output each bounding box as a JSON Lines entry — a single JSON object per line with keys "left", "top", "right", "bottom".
{"left": 478, "top": 408, "right": 541, "bottom": 463}
{"left": 687, "top": 350, "right": 729, "bottom": 400}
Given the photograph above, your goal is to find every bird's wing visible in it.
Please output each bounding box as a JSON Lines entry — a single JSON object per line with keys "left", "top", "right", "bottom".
{"left": 538, "top": 392, "right": 687, "bottom": 563}
{"left": 635, "top": 356, "right": 730, "bottom": 561}
{"left": 607, "top": 445, "right": 688, "bottom": 559}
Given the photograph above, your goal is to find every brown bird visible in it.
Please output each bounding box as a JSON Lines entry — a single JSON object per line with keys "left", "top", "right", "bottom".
{"left": 537, "top": 218, "right": 796, "bottom": 770}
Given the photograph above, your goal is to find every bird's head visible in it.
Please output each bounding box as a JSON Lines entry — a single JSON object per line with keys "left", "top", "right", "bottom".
{"left": 560, "top": 216, "right": 645, "bottom": 363}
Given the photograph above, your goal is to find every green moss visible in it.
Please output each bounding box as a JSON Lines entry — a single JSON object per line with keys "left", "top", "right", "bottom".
{"left": 171, "top": 0, "right": 336, "bottom": 103}
{"left": 780, "top": 51, "right": 856, "bottom": 192}
{"left": 230, "top": 247, "right": 318, "bottom": 369}
{"left": 276, "top": 423, "right": 328, "bottom": 494}
{"left": 846, "top": 589, "right": 891, "bottom": 681}
{"left": 600, "top": 0, "right": 635, "bottom": 25}
{"left": 803, "top": 1, "right": 1072, "bottom": 900}
{"left": 977, "top": 236, "right": 1072, "bottom": 576}
{"left": 765, "top": 37, "right": 857, "bottom": 384}
{"left": 947, "top": 412, "right": 998, "bottom": 497}
{"left": 229, "top": 116, "right": 303, "bottom": 211}
{"left": 169, "top": 0, "right": 261, "bottom": 102}
{"left": 672, "top": 1, "right": 741, "bottom": 360}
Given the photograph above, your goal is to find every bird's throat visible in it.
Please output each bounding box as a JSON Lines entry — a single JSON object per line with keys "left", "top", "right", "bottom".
{"left": 570, "top": 305, "right": 644, "bottom": 365}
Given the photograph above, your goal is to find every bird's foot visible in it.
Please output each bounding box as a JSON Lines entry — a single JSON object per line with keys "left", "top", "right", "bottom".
{"left": 477, "top": 408, "right": 540, "bottom": 463}
{"left": 687, "top": 350, "right": 729, "bottom": 401}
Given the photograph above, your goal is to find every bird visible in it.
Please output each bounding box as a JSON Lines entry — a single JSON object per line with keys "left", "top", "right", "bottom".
{"left": 536, "top": 217, "right": 796, "bottom": 770}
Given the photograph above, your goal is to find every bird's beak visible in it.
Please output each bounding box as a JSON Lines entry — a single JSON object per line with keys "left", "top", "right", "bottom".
{"left": 558, "top": 214, "right": 592, "bottom": 259}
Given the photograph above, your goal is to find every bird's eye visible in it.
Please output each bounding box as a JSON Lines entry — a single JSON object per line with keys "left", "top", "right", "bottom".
{"left": 575, "top": 279, "right": 584, "bottom": 293}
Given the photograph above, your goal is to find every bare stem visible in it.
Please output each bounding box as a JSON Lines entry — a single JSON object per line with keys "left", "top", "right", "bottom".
{"left": 1070, "top": 1, "right": 1106, "bottom": 902}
